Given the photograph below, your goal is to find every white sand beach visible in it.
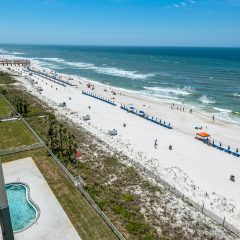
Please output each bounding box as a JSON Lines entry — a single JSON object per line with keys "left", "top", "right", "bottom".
{"left": 1, "top": 61, "right": 240, "bottom": 229}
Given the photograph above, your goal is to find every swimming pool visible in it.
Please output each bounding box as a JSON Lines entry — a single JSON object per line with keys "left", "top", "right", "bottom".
{"left": 6, "top": 182, "right": 40, "bottom": 233}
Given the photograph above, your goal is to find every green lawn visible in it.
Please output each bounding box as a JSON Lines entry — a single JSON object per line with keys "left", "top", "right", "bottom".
{"left": 0, "top": 120, "right": 37, "bottom": 149}
{"left": 0, "top": 72, "right": 119, "bottom": 239}
{"left": 0, "top": 98, "right": 12, "bottom": 117}
{"left": 1, "top": 149, "right": 118, "bottom": 240}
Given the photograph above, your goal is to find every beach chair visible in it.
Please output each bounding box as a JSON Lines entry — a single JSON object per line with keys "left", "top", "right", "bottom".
{"left": 212, "top": 143, "right": 217, "bottom": 148}
{"left": 224, "top": 149, "right": 232, "bottom": 154}
{"left": 232, "top": 152, "right": 240, "bottom": 157}
{"left": 219, "top": 146, "right": 224, "bottom": 151}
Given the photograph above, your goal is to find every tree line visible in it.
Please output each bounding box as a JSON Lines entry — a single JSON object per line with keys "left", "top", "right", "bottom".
{"left": 45, "top": 114, "right": 78, "bottom": 162}
{"left": 13, "top": 95, "right": 29, "bottom": 115}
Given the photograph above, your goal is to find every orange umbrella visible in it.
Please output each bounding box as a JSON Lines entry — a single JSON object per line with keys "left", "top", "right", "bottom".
{"left": 196, "top": 132, "right": 210, "bottom": 137}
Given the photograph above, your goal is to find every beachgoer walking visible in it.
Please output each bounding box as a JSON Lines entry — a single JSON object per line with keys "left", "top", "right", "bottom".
{"left": 154, "top": 139, "right": 158, "bottom": 148}
{"left": 212, "top": 115, "right": 215, "bottom": 121}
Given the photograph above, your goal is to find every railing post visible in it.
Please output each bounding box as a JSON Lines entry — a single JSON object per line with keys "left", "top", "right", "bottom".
{"left": 223, "top": 217, "right": 226, "bottom": 226}
{"left": 202, "top": 204, "right": 204, "bottom": 213}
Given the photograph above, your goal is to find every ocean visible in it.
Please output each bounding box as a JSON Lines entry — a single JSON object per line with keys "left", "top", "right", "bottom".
{"left": 0, "top": 45, "right": 240, "bottom": 123}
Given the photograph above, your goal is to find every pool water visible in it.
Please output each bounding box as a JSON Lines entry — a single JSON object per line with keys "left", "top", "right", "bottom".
{"left": 6, "top": 183, "right": 39, "bottom": 232}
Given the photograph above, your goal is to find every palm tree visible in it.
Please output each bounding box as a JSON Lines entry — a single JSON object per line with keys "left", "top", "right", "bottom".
{"left": 66, "top": 133, "right": 77, "bottom": 160}
{"left": 23, "top": 99, "right": 29, "bottom": 114}
{"left": 13, "top": 96, "right": 20, "bottom": 112}
{"left": 59, "top": 123, "right": 64, "bottom": 153}
{"left": 46, "top": 114, "right": 58, "bottom": 150}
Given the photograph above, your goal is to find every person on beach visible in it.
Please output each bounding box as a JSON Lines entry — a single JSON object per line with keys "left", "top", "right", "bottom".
{"left": 212, "top": 115, "right": 215, "bottom": 121}
{"left": 154, "top": 139, "right": 158, "bottom": 148}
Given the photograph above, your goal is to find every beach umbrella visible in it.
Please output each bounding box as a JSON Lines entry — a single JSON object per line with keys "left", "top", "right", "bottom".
{"left": 196, "top": 132, "right": 211, "bottom": 138}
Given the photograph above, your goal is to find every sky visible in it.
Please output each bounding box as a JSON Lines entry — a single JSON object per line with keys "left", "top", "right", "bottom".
{"left": 0, "top": 0, "right": 239, "bottom": 47}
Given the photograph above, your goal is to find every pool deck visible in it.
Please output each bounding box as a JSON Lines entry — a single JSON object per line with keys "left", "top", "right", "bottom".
{"left": 2, "top": 157, "right": 81, "bottom": 240}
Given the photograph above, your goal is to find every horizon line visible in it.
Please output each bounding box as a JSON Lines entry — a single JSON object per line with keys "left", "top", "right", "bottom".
{"left": 0, "top": 43, "right": 240, "bottom": 49}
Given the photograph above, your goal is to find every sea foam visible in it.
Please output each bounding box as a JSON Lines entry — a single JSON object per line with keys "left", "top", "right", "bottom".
{"left": 214, "top": 107, "right": 232, "bottom": 113}
{"left": 0, "top": 49, "right": 24, "bottom": 55}
{"left": 40, "top": 57, "right": 65, "bottom": 62}
{"left": 0, "top": 49, "right": 8, "bottom": 54}
{"left": 199, "top": 95, "right": 216, "bottom": 104}
{"left": 143, "top": 86, "right": 193, "bottom": 96}
{"left": 65, "top": 62, "right": 155, "bottom": 80}
{"left": 37, "top": 57, "right": 155, "bottom": 80}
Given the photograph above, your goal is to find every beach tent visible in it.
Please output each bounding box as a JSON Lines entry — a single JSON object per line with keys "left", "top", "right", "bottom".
{"left": 196, "top": 132, "right": 210, "bottom": 137}
{"left": 139, "top": 110, "right": 145, "bottom": 116}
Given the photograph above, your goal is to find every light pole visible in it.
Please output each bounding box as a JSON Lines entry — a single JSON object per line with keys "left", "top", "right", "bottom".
{"left": 0, "top": 158, "right": 14, "bottom": 240}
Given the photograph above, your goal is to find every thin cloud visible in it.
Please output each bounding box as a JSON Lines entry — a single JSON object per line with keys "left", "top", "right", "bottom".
{"left": 169, "top": 0, "right": 197, "bottom": 9}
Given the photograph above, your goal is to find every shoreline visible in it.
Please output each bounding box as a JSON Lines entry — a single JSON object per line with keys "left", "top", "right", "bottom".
{"left": 1, "top": 53, "right": 240, "bottom": 125}
{"left": 1, "top": 61, "right": 240, "bottom": 229}
{"left": 45, "top": 70, "right": 240, "bottom": 125}
{"left": 1, "top": 60, "right": 240, "bottom": 147}
{"left": 67, "top": 70, "right": 240, "bottom": 148}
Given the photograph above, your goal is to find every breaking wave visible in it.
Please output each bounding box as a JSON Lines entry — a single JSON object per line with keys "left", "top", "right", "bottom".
{"left": 34, "top": 59, "right": 64, "bottom": 70}
{"left": 212, "top": 107, "right": 235, "bottom": 123}
{"left": 36, "top": 57, "right": 155, "bottom": 80}
{"left": 233, "top": 93, "right": 240, "bottom": 97}
{"left": 214, "top": 107, "right": 232, "bottom": 113}
{"left": 141, "top": 86, "right": 194, "bottom": 102}
{"left": 65, "top": 62, "right": 95, "bottom": 69}
{"left": 66, "top": 61, "right": 155, "bottom": 79}
{"left": 0, "top": 49, "right": 8, "bottom": 54}
{"left": 94, "top": 67, "right": 155, "bottom": 80}
{"left": 0, "top": 49, "right": 24, "bottom": 55}
{"left": 143, "top": 86, "right": 193, "bottom": 96}
{"left": 199, "top": 95, "right": 216, "bottom": 104}
{"left": 39, "top": 57, "right": 65, "bottom": 62}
